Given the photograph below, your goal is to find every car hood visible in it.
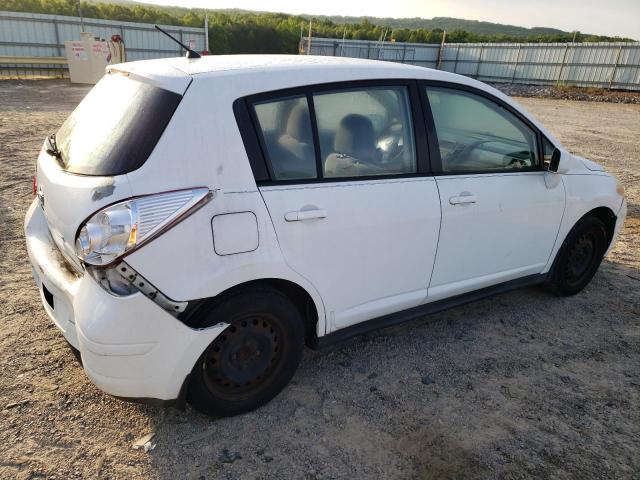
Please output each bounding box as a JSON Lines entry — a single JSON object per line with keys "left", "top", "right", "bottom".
{"left": 575, "top": 155, "right": 606, "bottom": 172}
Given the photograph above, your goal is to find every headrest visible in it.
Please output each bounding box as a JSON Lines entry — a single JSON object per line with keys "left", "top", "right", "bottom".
{"left": 333, "top": 114, "right": 377, "bottom": 160}
{"left": 285, "top": 103, "right": 312, "bottom": 144}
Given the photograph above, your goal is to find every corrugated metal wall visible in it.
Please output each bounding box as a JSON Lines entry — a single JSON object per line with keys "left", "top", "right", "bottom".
{"left": 0, "top": 11, "right": 206, "bottom": 78}
{"left": 304, "top": 38, "right": 640, "bottom": 90}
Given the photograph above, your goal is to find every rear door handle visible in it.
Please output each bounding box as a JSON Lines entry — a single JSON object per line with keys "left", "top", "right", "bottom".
{"left": 449, "top": 193, "right": 477, "bottom": 205}
{"left": 284, "top": 209, "right": 327, "bottom": 222}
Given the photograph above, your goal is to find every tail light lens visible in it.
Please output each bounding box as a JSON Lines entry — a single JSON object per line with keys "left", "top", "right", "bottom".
{"left": 75, "top": 188, "right": 212, "bottom": 266}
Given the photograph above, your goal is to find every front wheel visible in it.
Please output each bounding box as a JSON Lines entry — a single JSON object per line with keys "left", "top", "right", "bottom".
{"left": 187, "top": 288, "right": 304, "bottom": 417}
{"left": 543, "top": 216, "right": 608, "bottom": 296}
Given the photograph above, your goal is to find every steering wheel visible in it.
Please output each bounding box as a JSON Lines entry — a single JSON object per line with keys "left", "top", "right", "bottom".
{"left": 377, "top": 122, "right": 404, "bottom": 163}
{"left": 448, "top": 139, "right": 496, "bottom": 167}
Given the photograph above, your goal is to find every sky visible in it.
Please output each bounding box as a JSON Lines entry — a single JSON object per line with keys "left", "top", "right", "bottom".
{"left": 141, "top": 0, "right": 640, "bottom": 39}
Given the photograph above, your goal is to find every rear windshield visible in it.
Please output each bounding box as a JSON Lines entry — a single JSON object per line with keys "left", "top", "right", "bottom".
{"left": 56, "top": 73, "right": 182, "bottom": 176}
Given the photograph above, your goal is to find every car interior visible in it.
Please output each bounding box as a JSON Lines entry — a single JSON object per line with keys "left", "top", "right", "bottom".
{"left": 255, "top": 88, "right": 416, "bottom": 180}
{"left": 255, "top": 86, "right": 538, "bottom": 180}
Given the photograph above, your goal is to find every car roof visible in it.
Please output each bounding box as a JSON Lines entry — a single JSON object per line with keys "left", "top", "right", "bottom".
{"left": 107, "top": 54, "right": 562, "bottom": 146}
{"left": 115, "top": 54, "right": 429, "bottom": 77}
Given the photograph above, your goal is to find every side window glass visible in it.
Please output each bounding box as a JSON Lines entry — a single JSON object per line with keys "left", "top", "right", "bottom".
{"left": 542, "top": 136, "right": 555, "bottom": 169}
{"left": 426, "top": 87, "right": 539, "bottom": 173}
{"left": 253, "top": 96, "right": 317, "bottom": 181}
{"left": 313, "top": 87, "right": 417, "bottom": 178}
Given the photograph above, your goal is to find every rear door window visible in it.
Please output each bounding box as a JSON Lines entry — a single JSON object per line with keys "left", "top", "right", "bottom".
{"left": 56, "top": 73, "right": 182, "bottom": 176}
{"left": 253, "top": 96, "right": 317, "bottom": 181}
{"left": 249, "top": 85, "right": 417, "bottom": 182}
{"left": 313, "top": 87, "right": 417, "bottom": 178}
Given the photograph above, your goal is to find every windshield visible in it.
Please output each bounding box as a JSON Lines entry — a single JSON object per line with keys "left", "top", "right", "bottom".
{"left": 56, "top": 74, "right": 182, "bottom": 176}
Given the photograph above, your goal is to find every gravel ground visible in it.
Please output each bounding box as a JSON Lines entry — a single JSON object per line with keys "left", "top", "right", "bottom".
{"left": 492, "top": 83, "right": 640, "bottom": 104}
{"left": 0, "top": 80, "right": 638, "bottom": 480}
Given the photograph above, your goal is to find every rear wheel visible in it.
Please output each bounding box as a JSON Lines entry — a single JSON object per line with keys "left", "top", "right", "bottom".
{"left": 543, "top": 216, "right": 608, "bottom": 296}
{"left": 187, "top": 288, "right": 304, "bottom": 417}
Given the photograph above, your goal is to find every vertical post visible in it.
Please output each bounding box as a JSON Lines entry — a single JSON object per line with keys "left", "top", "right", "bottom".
{"left": 340, "top": 27, "right": 346, "bottom": 57}
{"left": 557, "top": 42, "right": 570, "bottom": 86}
{"left": 475, "top": 44, "right": 484, "bottom": 78}
{"left": 77, "top": 0, "right": 85, "bottom": 32}
{"left": 452, "top": 44, "right": 461, "bottom": 73}
{"left": 378, "top": 29, "right": 388, "bottom": 59}
{"left": 608, "top": 44, "right": 623, "bottom": 89}
{"left": 402, "top": 43, "right": 407, "bottom": 64}
{"left": 307, "top": 21, "right": 312, "bottom": 55}
{"left": 204, "top": 14, "right": 209, "bottom": 54}
{"left": 437, "top": 30, "right": 446, "bottom": 69}
{"left": 53, "top": 19, "right": 62, "bottom": 56}
{"left": 511, "top": 44, "right": 522, "bottom": 83}
{"left": 119, "top": 26, "right": 126, "bottom": 62}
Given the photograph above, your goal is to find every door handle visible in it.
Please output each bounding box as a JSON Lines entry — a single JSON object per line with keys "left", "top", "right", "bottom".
{"left": 284, "top": 209, "right": 327, "bottom": 222}
{"left": 449, "top": 192, "right": 477, "bottom": 205}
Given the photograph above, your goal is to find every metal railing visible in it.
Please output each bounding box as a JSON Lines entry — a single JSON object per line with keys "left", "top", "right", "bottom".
{"left": 302, "top": 38, "right": 640, "bottom": 91}
{"left": 0, "top": 11, "right": 206, "bottom": 79}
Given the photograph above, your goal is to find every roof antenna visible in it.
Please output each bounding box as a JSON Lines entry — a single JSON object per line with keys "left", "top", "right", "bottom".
{"left": 154, "top": 25, "right": 201, "bottom": 59}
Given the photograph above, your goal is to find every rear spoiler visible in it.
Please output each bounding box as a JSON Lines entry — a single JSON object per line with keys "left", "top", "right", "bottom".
{"left": 107, "top": 61, "right": 192, "bottom": 95}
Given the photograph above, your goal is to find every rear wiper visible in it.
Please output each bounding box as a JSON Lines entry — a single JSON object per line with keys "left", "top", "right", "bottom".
{"left": 45, "top": 133, "right": 61, "bottom": 160}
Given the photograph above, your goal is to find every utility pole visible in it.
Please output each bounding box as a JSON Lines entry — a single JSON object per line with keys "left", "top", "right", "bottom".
{"left": 204, "top": 14, "right": 209, "bottom": 54}
{"left": 77, "top": 0, "right": 85, "bottom": 33}
{"left": 307, "top": 20, "right": 312, "bottom": 55}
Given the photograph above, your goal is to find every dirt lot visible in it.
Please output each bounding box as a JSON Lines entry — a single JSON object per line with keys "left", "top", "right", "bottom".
{"left": 0, "top": 80, "right": 638, "bottom": 480}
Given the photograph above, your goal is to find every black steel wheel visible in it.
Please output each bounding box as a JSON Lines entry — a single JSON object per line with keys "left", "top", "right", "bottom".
{"left": 202, "top": 313, "right": 284, "bottom": 400}
{"left": 543, "top": 215, "right": 608, "bottom": 296}
{"left": 187, "top": 287, "right": 304, "bottom": 417}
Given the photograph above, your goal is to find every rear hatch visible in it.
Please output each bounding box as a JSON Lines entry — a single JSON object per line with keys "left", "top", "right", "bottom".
{"left": 35, "top": 66, "right": 190, "bottom": 269}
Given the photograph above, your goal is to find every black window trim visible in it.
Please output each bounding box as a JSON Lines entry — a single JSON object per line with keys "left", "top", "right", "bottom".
{"left": 419, "top": 80, "right": 546, "bottom": 176}
{"left": 233, "top": 78, "right": 431, "bottom": 186}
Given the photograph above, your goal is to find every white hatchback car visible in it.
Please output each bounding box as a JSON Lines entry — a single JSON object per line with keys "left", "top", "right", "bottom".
{"left": 25, "top": 55, "right": 626, "bottom": 417}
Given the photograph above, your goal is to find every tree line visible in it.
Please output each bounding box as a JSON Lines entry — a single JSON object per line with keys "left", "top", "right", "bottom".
{"left": 1, "top": 0, "right": 633, "bottom": 55}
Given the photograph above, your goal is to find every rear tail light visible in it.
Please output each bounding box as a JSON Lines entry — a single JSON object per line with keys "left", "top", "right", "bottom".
{"left": 75, "top": 188, "right": 212, "bottom": 267}
{"left": 33, "top": 163, "right": 37, "bottom": 196}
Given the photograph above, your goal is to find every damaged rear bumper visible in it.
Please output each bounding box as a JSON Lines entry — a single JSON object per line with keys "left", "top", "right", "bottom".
{"left": 24, "top": 199, "right": 226, "bottom": 401}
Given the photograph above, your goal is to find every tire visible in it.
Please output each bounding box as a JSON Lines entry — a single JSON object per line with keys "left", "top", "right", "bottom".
{"left": 187, "top": 287, "right": 304, "bottom": 417}
{"left": 543, "top": 215, "right": 608, "bottom": 296}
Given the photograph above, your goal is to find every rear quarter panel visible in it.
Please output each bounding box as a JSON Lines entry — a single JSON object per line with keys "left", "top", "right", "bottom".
{"left": 122, "top": 77, "right": 326, "bottom": 333}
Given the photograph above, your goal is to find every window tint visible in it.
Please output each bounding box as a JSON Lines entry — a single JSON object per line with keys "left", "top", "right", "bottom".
{"left": 426, "top": 87, "right": 538, "bottom": 173}
{"left": 253, "top": 96, "right": 317, "bottom": 181}
{"left": 56, "top": 74, "right": 181, "bottom": 176}
{"left": 313, "top": 87, "right": 416, "bottom": 178}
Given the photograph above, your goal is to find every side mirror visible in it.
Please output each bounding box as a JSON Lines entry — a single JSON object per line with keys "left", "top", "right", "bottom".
{"left": 548, "top": 148, "right": 561, "bottom": 172}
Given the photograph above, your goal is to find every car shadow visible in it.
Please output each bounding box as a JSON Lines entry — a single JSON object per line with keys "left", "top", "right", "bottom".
{"left": 138, "top": 254, "right": 639, "bottom": 479}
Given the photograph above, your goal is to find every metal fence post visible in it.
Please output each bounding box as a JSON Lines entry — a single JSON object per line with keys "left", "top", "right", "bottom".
{"left": 437, "top": 30, "right": 446, "bottom": 69}
{"left": 475, "top": 45, "right": 484, "bottom": 78}
{"left": 608, "top": 44, "right": 623, "bottom": 89}
{"left": 453, "top": 45, "right": 461, "bottom": 73}
{"left": 53, "top": 19, "right": 62, "bottom": 56}
{"left": 510, "top": 44, "right": 522, "bottom": 83}
{"left": 557, "top": 43, "right": 571, "bottom": 86}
